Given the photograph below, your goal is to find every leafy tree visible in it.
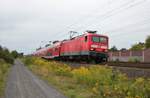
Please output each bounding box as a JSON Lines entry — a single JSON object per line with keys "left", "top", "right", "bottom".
{"left": 0, "top": 46, "right": 14, "bottom": 64}
{"left": 130, "top": 42, "right": 145, "bottom": 51}
{"left": 0, "top": 46, "right": 2, "bottom": 51}
{"left": 18, "top": 53, "right": 24, "bottom": 57}
{"left": 0, "top": 50, "right": 14, "bottom": 64}
{"left": 11, "top": 50, "right": 18, "bottom": 58}
{"left": 145, "top": 36, "right": 150, "bottom": 48}
{"left": 3, "top": 48, "right": 9, "bottom": 54}
{"left": 109, "top": 46, "right": 118, "bottom": 52}
{"left": 120, "top": 48, "right": 127, "bottom": 51}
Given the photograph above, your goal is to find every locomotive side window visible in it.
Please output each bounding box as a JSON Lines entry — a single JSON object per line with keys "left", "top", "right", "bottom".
{"left": 55, "top": 48, "right": 58, "bottom": 51}
{"left": 85, "top": 36, "right": 87, "bottom": 42}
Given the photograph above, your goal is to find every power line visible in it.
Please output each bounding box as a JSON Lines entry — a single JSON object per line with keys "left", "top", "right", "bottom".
{"left": 106, "top": 18, "right": 150, "bottom": 35}
{"left": 65, "top": 0, "right": 116, "bottom": 30}
{"left": 52, "top": 0, "right": 147, "bottom": 48}
{"left": 72, "top": 0, "right": 136, "bottom": 30}
{"left": 55, "top": 0, "right": 117, "bottom": 39}
{"left": 109, "top": 29, "right": 150, "bottom": 48}
{"left": 56, "top": 0, "right": 133, "bottom": 38}
{"left": 72, "top": 1, "right": 134, "bottom": 28}
{"left": 110, "top": 26, "right": 150, "bottom": 39}
{"left": 75, "top": 0, "right": 146, "bottom": 32}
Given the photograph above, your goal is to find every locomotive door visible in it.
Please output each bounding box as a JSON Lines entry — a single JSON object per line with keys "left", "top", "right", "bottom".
{"left": 79, "top": 37, "right": 84, "bottom": 55}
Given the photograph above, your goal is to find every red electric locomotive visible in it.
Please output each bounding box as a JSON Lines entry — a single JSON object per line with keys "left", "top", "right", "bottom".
{"left": 33, "top": 31, "right": 109, "bottom": 63}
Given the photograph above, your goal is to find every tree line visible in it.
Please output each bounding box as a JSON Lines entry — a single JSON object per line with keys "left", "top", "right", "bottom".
{"left": 0, "top": 45, "right": 23, "bottom": 64}
{"left": 110, "top": 35, "right": 150, "bottom": 51}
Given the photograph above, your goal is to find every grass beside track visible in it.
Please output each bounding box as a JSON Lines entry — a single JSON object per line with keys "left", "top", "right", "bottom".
{"left": 23, "top": 57, "right": 150, "bottom": 98}
{"left": 0, "top": 59, "right": 10, "bottom": 98}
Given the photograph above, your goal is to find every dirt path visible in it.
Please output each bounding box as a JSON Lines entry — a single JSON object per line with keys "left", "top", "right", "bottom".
{"left": 5, "top": 59, "right": 67, "bottom": 98}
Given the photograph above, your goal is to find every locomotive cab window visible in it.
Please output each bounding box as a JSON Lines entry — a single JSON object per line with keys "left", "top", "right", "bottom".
{"left": 100, "top": 37, "right": 107, "bottom": 43}
{"left": 92, "top": 36, "right": 107, "bottom": 43}
{"left": 85, "top": 36, "right": 87, "bottom": 42}
{"left": 92, "top": 36, "right": 99, "bottom": 42}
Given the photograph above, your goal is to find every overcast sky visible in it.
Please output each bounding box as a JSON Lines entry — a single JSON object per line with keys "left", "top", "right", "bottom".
{"left": 0, "top": 0, "right": 150, "bottom": 54}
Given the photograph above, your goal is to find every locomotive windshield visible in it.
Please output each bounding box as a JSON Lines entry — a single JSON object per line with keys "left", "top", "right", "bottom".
{"left": 92, "top": 36, "right": 107, "bottom": 43}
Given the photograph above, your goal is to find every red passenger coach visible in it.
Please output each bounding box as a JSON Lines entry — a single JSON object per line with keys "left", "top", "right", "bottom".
{"left": 33, "top": 31, "right": 109, "bottom": 63}
{"left": 33, "top": 41, "right": 61, "bottom": 59}
{"left": 47, "top": 41, "right": 61, "bottom": 59}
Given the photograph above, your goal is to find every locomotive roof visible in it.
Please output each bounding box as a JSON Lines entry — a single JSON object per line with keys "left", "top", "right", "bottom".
{"left": 62, "top": 32, "right": 108, "bottom": 43}
{"left": 84, "top": 32, "right": 108, "bottom": 37}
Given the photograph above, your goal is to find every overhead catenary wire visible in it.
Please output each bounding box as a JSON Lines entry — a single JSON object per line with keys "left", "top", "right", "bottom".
{"left": 110, "top": 26, "right": 150, "bottom": 39}
{"left": 56, "top": 0, "right": 147, "bottom": 40}
{"left": 109, "top": 25, "right": 150, "bottom": 48}
{"left": 106, "top": 18, "right": 150, "bottom": 36}
{"left": 55, "top": 0, "right": 118, "bottom": 39}
{"left": 75, "top": 0, "right": 147, "bottom": 32}
{"left": 56, "top": 0, "right": 136, "bottom": 39}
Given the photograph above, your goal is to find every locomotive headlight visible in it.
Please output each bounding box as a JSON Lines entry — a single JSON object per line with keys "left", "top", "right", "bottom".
{"left": 101, "top": 46, "right": 107, "bottom": 49}
{"left": 90, "top": 48, "right": 95, "bottom": 51}
{"left": 104, "top": 49, "right": 108, "bottom": 52}
{"left": 91, "top": 45, "right": 98, "bottom": 48}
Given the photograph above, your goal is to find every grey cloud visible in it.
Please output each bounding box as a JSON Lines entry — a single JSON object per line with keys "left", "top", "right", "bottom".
{"left": 0, "top": 0, "right": 150, "bottom": 54}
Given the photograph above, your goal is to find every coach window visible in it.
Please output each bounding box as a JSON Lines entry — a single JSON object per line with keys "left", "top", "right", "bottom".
{"left": 85, "top": 36, "right": 87, "bottom": 42}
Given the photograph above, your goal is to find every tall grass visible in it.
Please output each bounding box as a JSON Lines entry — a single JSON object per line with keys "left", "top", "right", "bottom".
{"left": 0, "top": 59, "right": 10, "bottom": 97}
{"left": 23, "top": 57, "right": 150, "bottom": 98}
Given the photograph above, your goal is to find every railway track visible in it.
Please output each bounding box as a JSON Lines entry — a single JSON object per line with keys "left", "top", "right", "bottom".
{"left": 60, "top": 61, "right": 150, "bottom": 69}
{"left": 58, "top": 61, "right": 150, "bottom": 78}
{"left": 106, "top": 62, "right": 150, "bottom": 78}
{"left": 106, "top": 62, "right": 150, "bottom": 69}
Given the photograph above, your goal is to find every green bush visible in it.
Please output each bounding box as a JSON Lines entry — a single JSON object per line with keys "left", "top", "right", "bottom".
{"left": 23, "top": 56, "right": 35, "bottom": 65}
{"left": 0, "top": 45, "right": 22, "bottom": 64}
{"left": 0, "top": 46, "right": 15, "bottom": 64}
{"left": 55, "top": 65, "right": 72, "bottom": 77}
{"left": 128, "top": 58, "right": 141, "bottom": 63}
{"left": 0, "top": 51, "right": 14, "bottom": 64}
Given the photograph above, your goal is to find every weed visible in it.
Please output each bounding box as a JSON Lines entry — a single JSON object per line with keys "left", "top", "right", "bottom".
{"left": 23, "top": 57, "right": 150, "bottom": 98}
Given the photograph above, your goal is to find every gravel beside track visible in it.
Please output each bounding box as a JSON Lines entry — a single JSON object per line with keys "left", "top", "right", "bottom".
{"left": 59, "top": 61, "right": 150, "bottom": 78}
{"left": 105, "top": 62, "right": 150, "bottom": 78}
{"left": 5, "top": 59, "right": 67, "bottom": 98}
{"left": 107, "top": 62, "right": 150, "bottom": 69}
{"left": 112, "top": 66, "right": 150, "bottom": 78}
